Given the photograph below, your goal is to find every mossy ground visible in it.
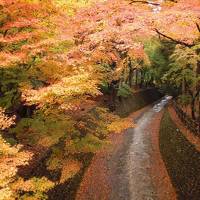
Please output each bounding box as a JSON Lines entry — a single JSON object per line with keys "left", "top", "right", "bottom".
{"left": 160, "top": 109, "right": 200, "bottom": 200}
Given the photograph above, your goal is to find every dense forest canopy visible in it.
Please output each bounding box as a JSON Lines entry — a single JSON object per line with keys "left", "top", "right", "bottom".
{"left": 0, "top": 0, "right": 200, "bottom": 199}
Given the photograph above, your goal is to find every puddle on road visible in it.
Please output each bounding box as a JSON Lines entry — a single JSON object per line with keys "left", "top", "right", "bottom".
{"left": 153, "top": 95, "right": 172, "bottom": 112}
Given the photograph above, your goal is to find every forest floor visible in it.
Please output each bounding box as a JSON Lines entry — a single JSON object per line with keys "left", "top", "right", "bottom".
{"left": 76, "top": 100, "right": 176, "bottom": 200}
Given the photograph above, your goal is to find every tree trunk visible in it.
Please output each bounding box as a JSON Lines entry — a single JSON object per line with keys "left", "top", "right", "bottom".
{"left": 182, "top": 78, "right": 185, "bottom": 95}
{"left": 135, "top": 69, "right": 138, "bottom": 86}
{"left": 108, "top": 80, "right": 119, "bottom": 111}
{"left": 140, "top": 70, "right": 144, "bottom": 88}
{"left": 128, "top": 68, "right": 133, "bottom": 87}
{"left": 191, "top": 97, "right": 196, "bottom": 120}
{"left": 198, "top": 94, "right": 200, "bottom": 119}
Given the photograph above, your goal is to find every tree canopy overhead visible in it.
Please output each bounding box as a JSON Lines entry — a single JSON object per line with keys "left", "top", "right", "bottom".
{"left": 0, "top": 0, "right": 200, "bottom": 199}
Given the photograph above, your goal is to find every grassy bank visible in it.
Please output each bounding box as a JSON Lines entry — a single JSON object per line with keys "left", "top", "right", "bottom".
{"left": 159, "top": 109, "right": 200, "bottom": 200}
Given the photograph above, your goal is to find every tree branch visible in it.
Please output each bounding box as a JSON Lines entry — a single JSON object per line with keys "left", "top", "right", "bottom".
{"left": 3, "top": 30, "right": 8, "bottom": 37}
{"left": 196, "top": 23, "right": 200, "bottom": 33}
{"left": 130, "top": 0, "right": 178, "bottom": 5}
{"left": 166, "top": 0, "right": 178, "bottom": 3}
{"left": 129, "top": 1, "right": 160, "bottom": 6}
{"left": 154, "top": 28, "right": 194, "bottom": 47}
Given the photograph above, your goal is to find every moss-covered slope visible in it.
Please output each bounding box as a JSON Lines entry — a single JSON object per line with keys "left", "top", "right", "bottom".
{"left": 160, "top": 110, "right": 200, "bottom": 200}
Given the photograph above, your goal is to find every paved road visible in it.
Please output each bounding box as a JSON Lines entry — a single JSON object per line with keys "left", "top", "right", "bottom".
{"left": 109, "top": 97, "right": 170, "bottom": 200}
{"left": 76, "top": 96, "right": 173, "bottom": 200}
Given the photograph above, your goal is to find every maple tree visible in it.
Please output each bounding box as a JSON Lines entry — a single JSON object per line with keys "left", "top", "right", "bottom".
{"left": 0, "top": 0, "right": 200, "bottom": 198}
{"left": 163, "top": 44, "right": 200, "bottom": 119}
{"left": 146, "top": 0, "right": 200, "bottom": 119}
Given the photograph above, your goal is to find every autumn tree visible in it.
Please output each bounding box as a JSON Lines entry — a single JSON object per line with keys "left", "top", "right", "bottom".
{"left": 2, "top": 0, "right": 200, "bottom": 198}
{"left": 148, "top": 0, "right": 200, "bottom": 119}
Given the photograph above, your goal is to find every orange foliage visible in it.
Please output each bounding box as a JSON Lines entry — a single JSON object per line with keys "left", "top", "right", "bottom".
{"left": 155, "top": 0, "right": 200, "bottom": 44}
{"left": 0, "top": 0, "right": 199, "bottom": 198}
{"left": 0, "top": 135, "right": 33, "bottom": 200}
{"left": 60, "top": 160, "right": 82, "bottom": 184}
{"left": 0, "top": 107, "right": 15, "bottom": 130}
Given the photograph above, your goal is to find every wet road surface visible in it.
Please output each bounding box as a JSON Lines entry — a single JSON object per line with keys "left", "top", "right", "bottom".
{"left": 109, "top": 96, "right": 171, "bottom": 200}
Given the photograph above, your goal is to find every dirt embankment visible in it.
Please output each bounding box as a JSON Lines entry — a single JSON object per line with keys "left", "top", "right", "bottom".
{"left": 160, "top": 108, "right": 200, "bottom": 200}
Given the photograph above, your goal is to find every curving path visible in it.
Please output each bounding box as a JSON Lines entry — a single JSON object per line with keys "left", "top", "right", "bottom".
{"left": 126, "top": 109, "right": 159, "bottom": 200}
{"left": 76, "top": 97, "right": 176, "bottom": 200}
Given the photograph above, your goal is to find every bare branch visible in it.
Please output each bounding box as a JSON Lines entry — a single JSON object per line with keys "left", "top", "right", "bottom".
{"left": 130, "top": 0, "right": 177, "bottom": 5}
{"left": 196, "top": 23, "right": 200, "bottom": 33}
{"left": 154, "top": 28, "right": 194, "bottom": 48}
{"left": 129, "top": 1, "right": 160, "bottom": 6}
